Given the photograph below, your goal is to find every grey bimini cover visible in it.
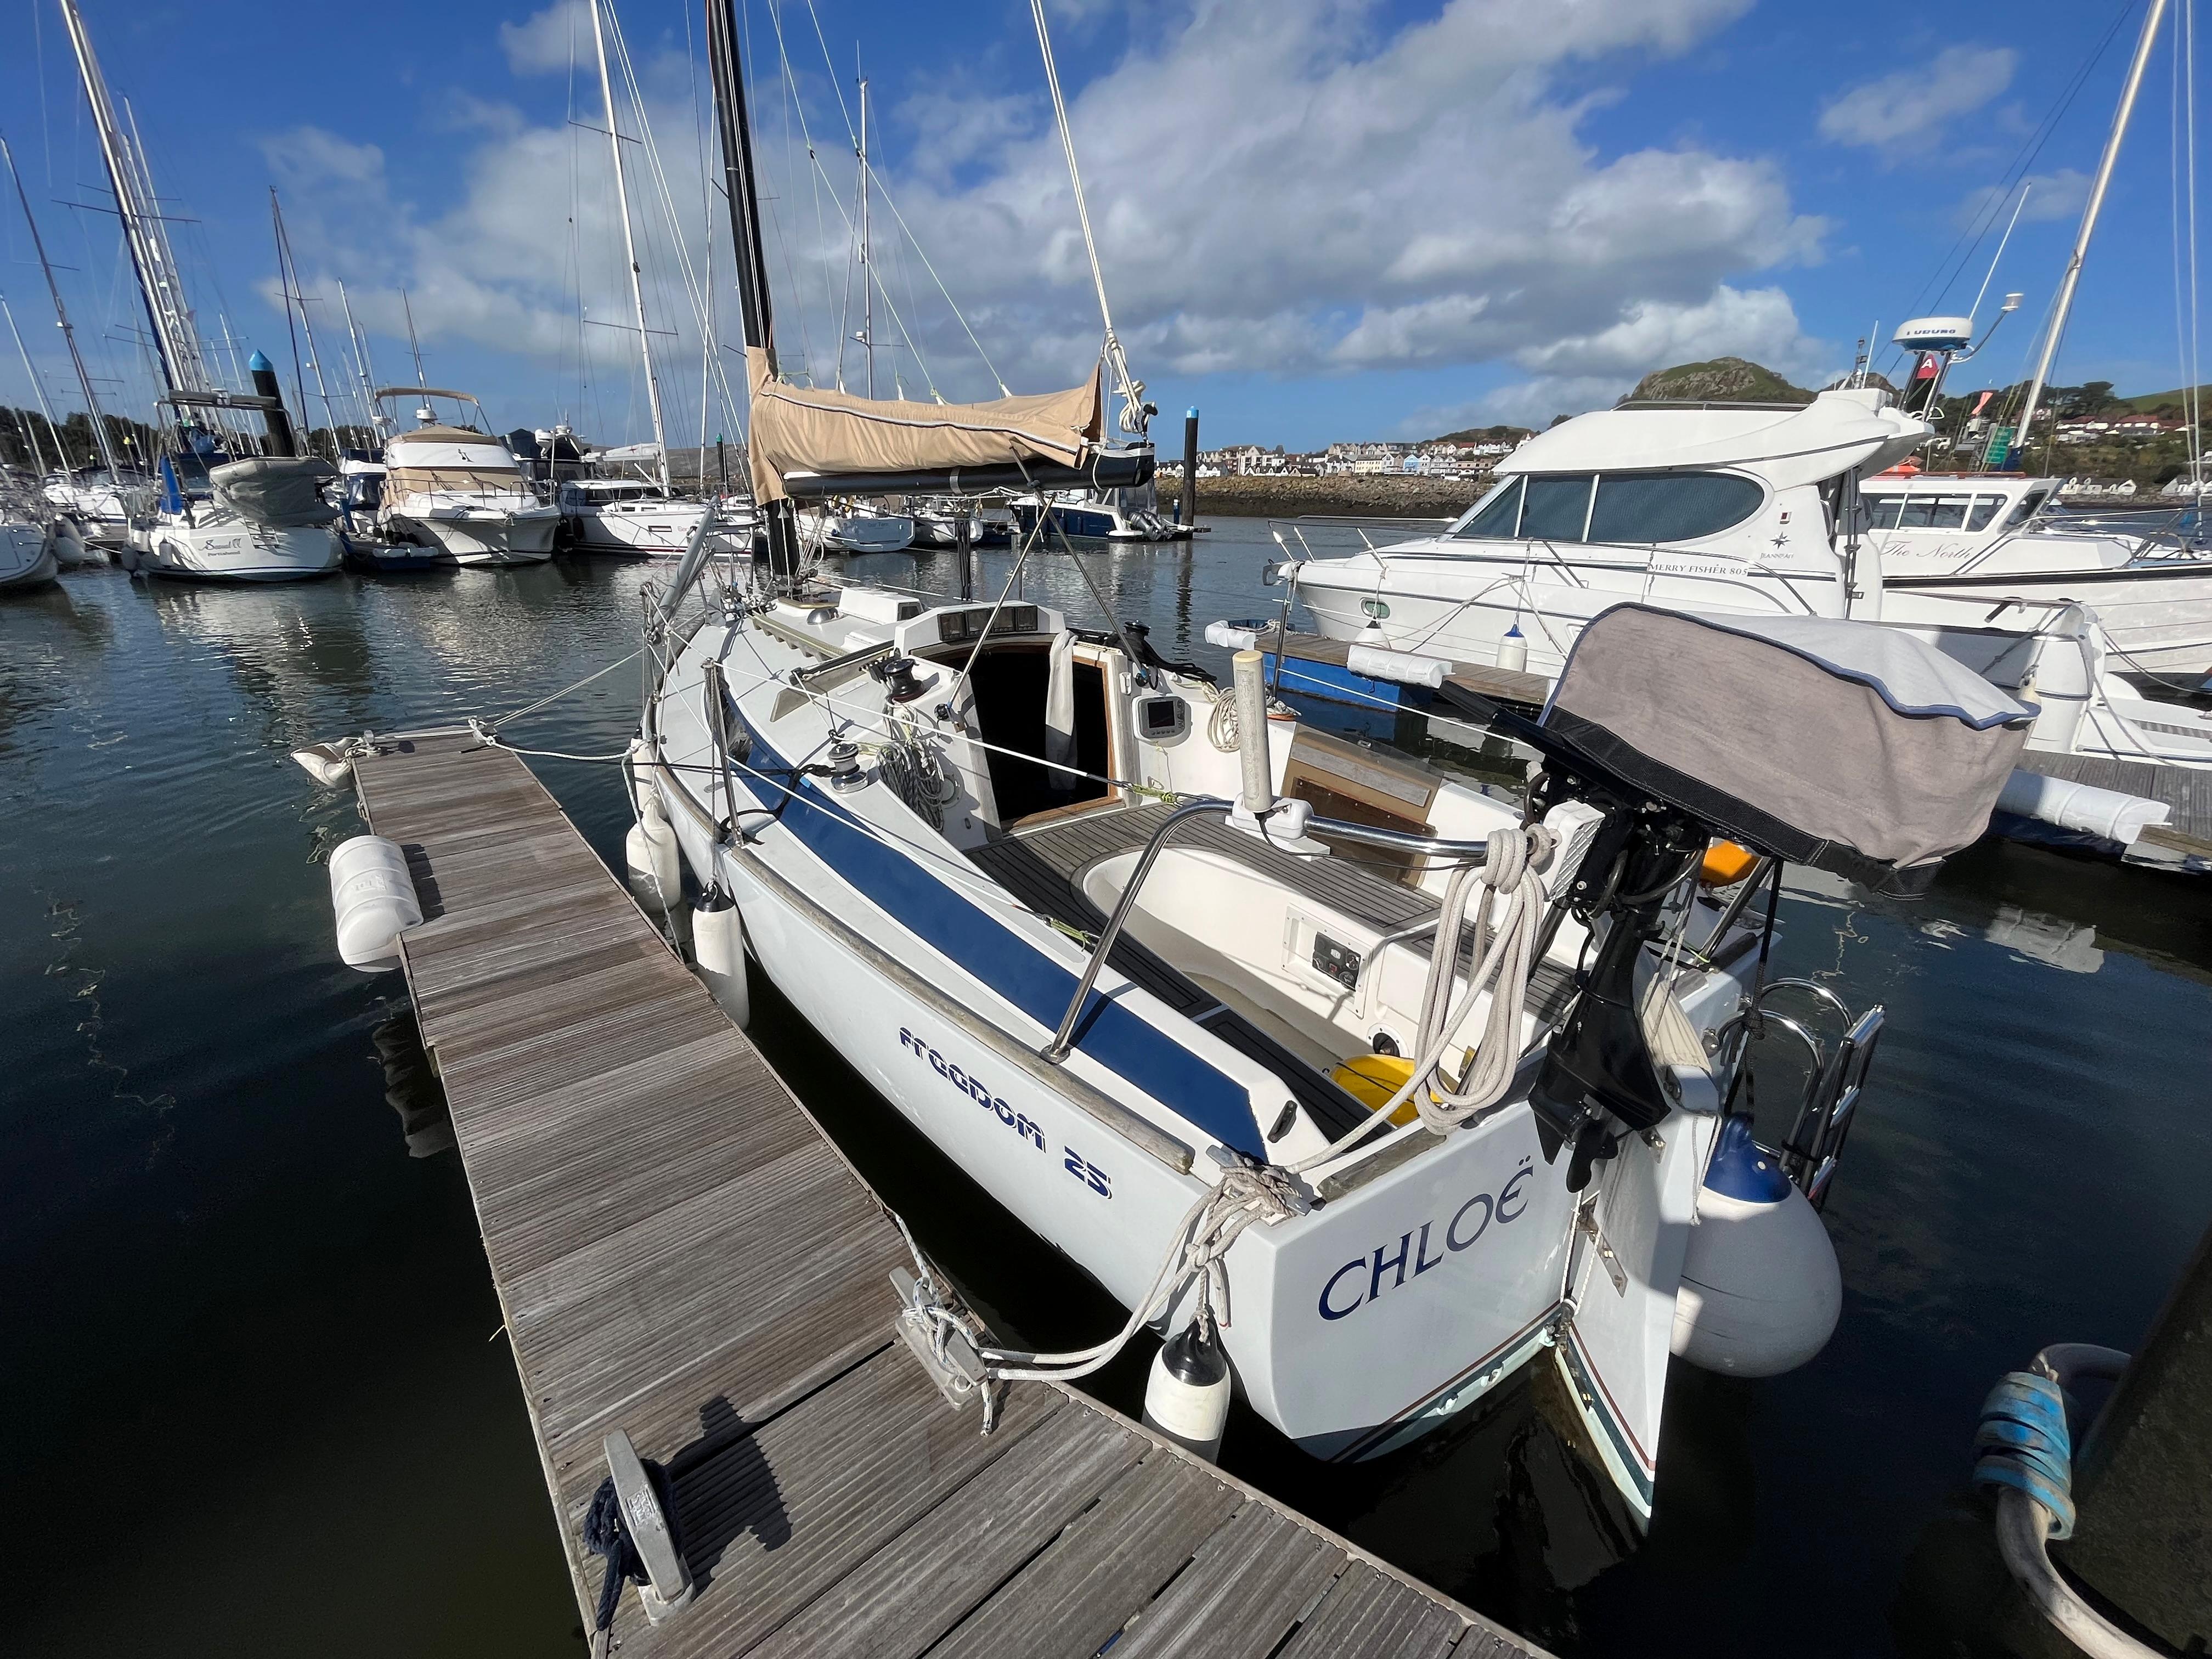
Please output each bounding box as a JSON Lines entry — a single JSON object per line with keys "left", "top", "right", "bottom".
{"left": 1542, "top": 604, "right": 2034, "bottom": 895}
{"left": 208, "top": 455, "right": 340, "bottom": 528}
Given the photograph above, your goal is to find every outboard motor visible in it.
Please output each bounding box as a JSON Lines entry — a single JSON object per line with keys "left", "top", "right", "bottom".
{"left": 1453, "top": 602, "right": 2038, "bottom": 1197}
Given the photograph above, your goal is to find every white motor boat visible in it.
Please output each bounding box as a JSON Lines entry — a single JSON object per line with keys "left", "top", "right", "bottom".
{"left": 43, "top": 467, "right": 151, "bottom": 546}
{"left": 1858, "top": 471, "right": 2212, "bottom": 680}
{"left": 1283, "top": 389, "right": 2212, "bottom": 688}
{"left": 911, "top": 501, "right": 983, "bottom": 549}
{"left": 0, "top": 516, "right": 58, "bottom": 590}
{"left": 558, "top": 478, "right": 745, "bottom": 558}
{"left": 1013, "top": 481, "right": 1189, "bottom": 541}
{"left": 797, "top": 502, "right": 915, "bottom": 554}
{"left": 132, "top": 453, "right": 342, "bottom": 583}
{"left": 374, "top": 388, "right": 559, "bottom": 566}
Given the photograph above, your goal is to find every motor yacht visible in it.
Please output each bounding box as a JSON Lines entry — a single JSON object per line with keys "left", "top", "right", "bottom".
{"left": 374, "top": 388, "right": 559, "bottom": 566}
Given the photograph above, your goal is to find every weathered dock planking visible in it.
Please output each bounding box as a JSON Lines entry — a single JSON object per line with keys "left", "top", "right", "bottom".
{"left": 350, "top": 733, "right": 1545, "bottom": 1659}
{"left": 2013, "top": 749, "right": 2212, "bottom": 867}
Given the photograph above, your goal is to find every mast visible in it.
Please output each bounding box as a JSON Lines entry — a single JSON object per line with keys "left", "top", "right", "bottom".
{"left": 55, "top": 1, "right": 208, "bottom": 397}
{"left": 1, "top": 296, "right": 57, "bottom": 473}
{"left": 591, "top": 0, "right": 671, "bottom": 494}
{"left": 857, "top": 69, "right": 873, "bottom": 399}
{"left": 4, "top": 134, "right": 121, "bottom": 478}
{"left": 272, "top": 189, "right": 336, "bottom": 456}
{"left": 703, "top": 0, "right": 793, "bottom": 577}
{"left": 339, "top": 281, "right": 388, "bottom": 438}
{"left": 2013, "top": 0, "right": 2170, "bottom": 467}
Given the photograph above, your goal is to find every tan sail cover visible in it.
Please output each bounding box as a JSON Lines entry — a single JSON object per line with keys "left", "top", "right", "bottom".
{"left": 747, "top": 348, "right": 1102, "bottom": 503}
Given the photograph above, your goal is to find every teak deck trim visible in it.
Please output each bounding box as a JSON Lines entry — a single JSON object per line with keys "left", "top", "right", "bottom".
{"left": 351, "top": 732, "right": 1547, "bottom": 1659}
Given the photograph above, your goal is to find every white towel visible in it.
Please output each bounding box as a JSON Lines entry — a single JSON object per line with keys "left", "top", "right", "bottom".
{"left": 1043, "top": 629, "right": 1078, "bottom": 789}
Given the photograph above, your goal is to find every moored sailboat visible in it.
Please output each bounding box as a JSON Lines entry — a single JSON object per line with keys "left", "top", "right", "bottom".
{"left": 611, "top": 0, "right": 2030, "bottom": 1525}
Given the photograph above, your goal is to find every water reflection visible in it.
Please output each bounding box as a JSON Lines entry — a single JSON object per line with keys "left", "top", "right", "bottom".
{"left": 2, "top": 528, "right": 2207, "bottom": 1658}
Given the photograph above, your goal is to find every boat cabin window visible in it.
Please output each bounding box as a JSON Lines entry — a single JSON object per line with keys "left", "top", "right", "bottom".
{"left": 1455, "top": 470, "right": 1762, "bottom": 544}
{"left": 962, "top": 642, "right": 1114, "bottom": 823}
{"left": 2007, "top": 487, "right": 2052, "bottom": 528}
{"left": 1520, "top": 474, "right": 1594, "bottom": 540}
{"left": 1457, "top": 476, "right": 1523, "bottom": 539}
{"left": 1587, "top": 472, "right": 1763, "bottom": 543}
{"left": 1863, "top": 492, "right": 2007, "bottom": 532}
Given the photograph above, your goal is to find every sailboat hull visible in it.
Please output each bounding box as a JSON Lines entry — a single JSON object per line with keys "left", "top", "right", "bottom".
{"left": 0, "top": 523, "right": 59, "bottom": 590}
{"left": 637, "top": 611, "right": 1744, "bottom": 1502}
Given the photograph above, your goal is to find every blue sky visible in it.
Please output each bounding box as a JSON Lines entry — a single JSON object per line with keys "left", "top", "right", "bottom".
{"left": 0, "top": 0, "right": 2200, "bottom": 452}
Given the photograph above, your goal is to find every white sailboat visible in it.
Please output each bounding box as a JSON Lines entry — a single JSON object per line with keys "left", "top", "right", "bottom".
{"left": 613, "top": 1, "right": 2032, "bottom": 1525}
{"left": 54, "top": 0, "right": 336, "bottom": 583}
{"left": 3, "top": 133, "right": 148, "bottom": 547}
{"left": 374, "top": 388, "right": 559, "bottom": 566}
{"left": 552, "top": 0, "right": 733, "bottom": 562}
{"left": 0, "top": 511, "right": 58, "bottom": 591}
{"left": 133, "top": 428, "right": 342, "bottom": 583}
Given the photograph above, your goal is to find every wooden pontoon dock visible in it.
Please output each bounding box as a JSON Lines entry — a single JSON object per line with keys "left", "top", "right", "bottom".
{"left": 349, "top": 734, "right": 1545, "bottom": 1659}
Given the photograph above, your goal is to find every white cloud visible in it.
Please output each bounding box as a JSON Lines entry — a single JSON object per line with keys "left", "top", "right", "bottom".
{"left": 1956, "top": 168, "right": 2092, "bottom": 230}
{"left": 498, "top": 1, "right": 587, "bottom": 77}
{"left": 268, "top": 0, "right": 1831, "bottom": 442}
{"left": 851, "top": 0, "right": 1822, "bottom": 396}
{"left": 1820, "top": 46, "right": 2017, "bottom": 160}
{"left": 1397, "top": 285, "right": 1826, "bottom": 436}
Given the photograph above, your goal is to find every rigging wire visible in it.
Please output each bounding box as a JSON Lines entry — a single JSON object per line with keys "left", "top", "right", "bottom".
{"left": 1883, "top": 3, "right": 2137, "bottom": 393}
{"left": 1030, "top": 0, "right": 1146, "bottom": 433}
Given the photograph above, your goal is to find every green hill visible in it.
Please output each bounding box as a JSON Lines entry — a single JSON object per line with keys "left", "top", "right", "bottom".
{"left": 2118, "top": 383, "right": 2212, "bottom": 414}
{"left": 1626, "top": 357, "right": 1814, "bottom": 405}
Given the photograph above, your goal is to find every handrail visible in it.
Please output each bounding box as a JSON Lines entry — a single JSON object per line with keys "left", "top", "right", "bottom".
{"left": 1043, "top": 799, "right": 1228, "bottom": 1062}
{"left": 1042, "top": 801, "right": 1502, "bottom": 1064}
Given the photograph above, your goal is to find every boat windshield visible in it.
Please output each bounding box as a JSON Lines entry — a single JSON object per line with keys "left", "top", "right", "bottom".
{"left": 1453, "top": 470, "right": 1763, "bottom": 545}
{"left": 1861, "top": 491, "right": 2007, "bottom": 532}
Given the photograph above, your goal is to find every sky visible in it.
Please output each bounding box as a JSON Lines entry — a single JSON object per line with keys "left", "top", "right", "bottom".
{"left": 0, "top": 0, "right": 2204, "bottom": 453}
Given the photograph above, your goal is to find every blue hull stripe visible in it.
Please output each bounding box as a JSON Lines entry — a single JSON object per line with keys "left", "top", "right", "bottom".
{"left": 731, "top": 706, "right": 1265, "bottom": 1158}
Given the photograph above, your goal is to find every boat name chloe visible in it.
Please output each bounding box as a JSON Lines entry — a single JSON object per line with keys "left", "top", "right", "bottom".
{"left": 1317, "top": 1157, "right": 1533, "bottom": 1321}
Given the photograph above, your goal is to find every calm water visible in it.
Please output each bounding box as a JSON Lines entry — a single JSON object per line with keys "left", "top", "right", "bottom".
{"left": 4, "top": 523, "right": 2208, "bottom": 1657}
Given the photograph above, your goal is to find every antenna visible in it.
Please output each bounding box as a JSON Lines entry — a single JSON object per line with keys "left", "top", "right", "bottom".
{"left": 401, "top": 289, "right": 428, "bottom": 390}
{"left": 1969, "top": 183, "right": 2033, "bottom": 323}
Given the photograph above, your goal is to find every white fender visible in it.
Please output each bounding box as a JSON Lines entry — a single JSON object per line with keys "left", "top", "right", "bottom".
{"left": 1672, "top": 1115, "right": 1841, "bottom": 1376}
{"left": 625, "top": 794, "right": 682, "bottom": 913}
{"left": 328, "top": 835, "right": 422, "bottom": 972}
{"left": 692, "top": 890, "right": 749, "bottom": 1027}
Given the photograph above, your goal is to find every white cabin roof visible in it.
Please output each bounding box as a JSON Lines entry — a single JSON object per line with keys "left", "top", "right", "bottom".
{"left": 1499, "top": 389, "right": 1929, "bottom": 490}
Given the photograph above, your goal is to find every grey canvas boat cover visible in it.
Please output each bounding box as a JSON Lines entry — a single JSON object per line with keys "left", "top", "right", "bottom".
{"left": 209, "top": 456, "right": 340, "bottom": 527}
{"left": 1541, "top": 604, "right": 2033, "bottom": 894}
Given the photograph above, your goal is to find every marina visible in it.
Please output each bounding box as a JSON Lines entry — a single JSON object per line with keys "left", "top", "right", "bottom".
{"left": 347, "top": 730, "right": 1517, "bottom": 1658}
{"left": 4, "top": 2, "right": 2212, "bottom": 1656}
